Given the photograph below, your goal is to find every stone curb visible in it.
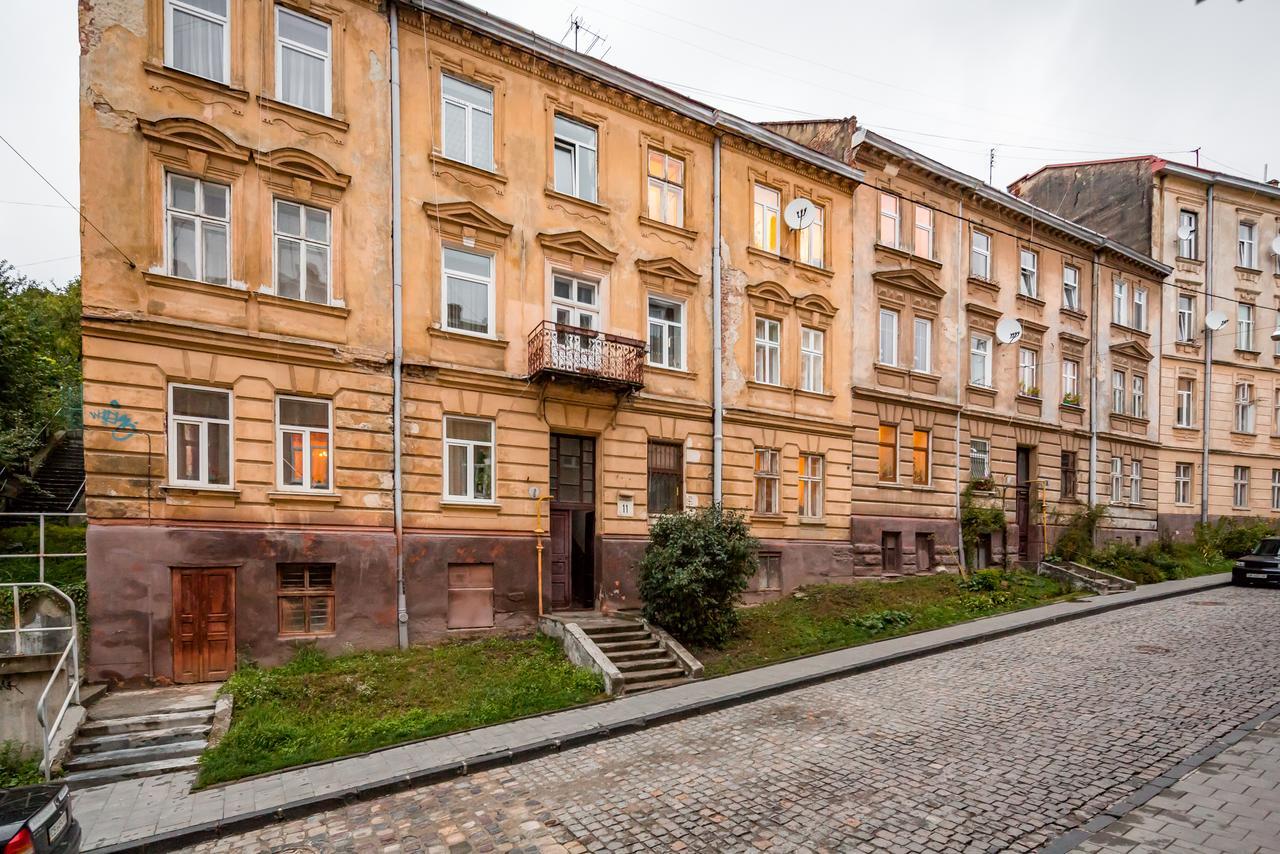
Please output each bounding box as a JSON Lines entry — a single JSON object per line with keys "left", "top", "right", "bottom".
{"left": 88, "top": 573, "right": 1232, "bottom": 853}
{"left": 1036, "top": 697, "right": 1280, "bottom": 854}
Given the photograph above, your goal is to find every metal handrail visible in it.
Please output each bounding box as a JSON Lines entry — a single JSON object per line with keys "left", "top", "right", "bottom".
{"left": 65, "top": 480, "right": 85, "bottom": 513}
{"left": 0, "top": 511, "right": 88, "bottom": 583}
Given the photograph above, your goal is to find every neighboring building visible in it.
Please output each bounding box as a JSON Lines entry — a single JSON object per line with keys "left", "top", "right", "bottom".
{"left": 1012, "top": 158, "right": 1280, "bottom": 536}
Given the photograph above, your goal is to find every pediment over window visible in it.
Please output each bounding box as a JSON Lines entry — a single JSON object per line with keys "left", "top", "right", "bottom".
{"left": 795, "top": 293, "right": 837, "bottom": 322}
{"left": 538, "top": 230, "right": 617, "bottom": 265}
{"left": 872, "top": 267, "right": 946, "bottom": 299}
{"left": 746, "top": 281, "right": 792, "bottom": 313}
{"left": 637, "top": 256, "right": 700, "bottom": 297}
{"left": 139, "top": 117, "right": 251, "bottom": 163}
{"left": 426, "top": 200, "right": 513, "bottom": 239}
{"left": 1111, "top": 339, "right": 1154, "bottom": 362}
{"left": 258, "top": 148, "right": 351, "bottom": 192}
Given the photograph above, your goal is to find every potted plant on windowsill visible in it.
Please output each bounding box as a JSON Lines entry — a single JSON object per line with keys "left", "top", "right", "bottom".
{"left": 970, "top": 475, "right": 995, "bottom": 493}
{"left": 1062, "top": 392, "right": 1081, "bottom": 407}
{"left": 1019, "top": 383, "right": 1041, "bottom": 399}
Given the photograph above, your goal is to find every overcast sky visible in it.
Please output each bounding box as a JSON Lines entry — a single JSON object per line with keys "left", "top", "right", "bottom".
{"left": 3, "top": 0, "right": 1277, "bottom": 287}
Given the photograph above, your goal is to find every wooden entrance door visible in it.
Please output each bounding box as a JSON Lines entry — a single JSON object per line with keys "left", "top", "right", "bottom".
{"left": 1016, "top": 447, "right": 1033, "bottom": 561}
{"left": 549, "top": 510, "right": 572, "bottom": 610}
{"left": 172, "top": 568, "right": 236, "bottom": 683}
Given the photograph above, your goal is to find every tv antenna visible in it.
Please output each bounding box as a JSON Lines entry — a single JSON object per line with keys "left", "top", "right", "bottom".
{"left": 562, "top": 12, "right": 612, "bottom": 59}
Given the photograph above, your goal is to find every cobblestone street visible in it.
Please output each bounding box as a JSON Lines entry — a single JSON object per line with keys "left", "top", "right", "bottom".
{"left": 185, "top": 587, "right": 1280, "bottom": 854}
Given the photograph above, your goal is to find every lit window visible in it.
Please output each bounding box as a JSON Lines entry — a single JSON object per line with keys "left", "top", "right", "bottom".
{"left": 646, "top": 150, "right": 684, "bottom": 227}
{"left": 1176, "top": 378, "right": 1195, "bottom": 427}
{"left": 168, "top": 384, "right": 232, "bottom": 487}
{"left": 1235, "top": 382, "right": 1256, "bottom": 433}
{"left": 800, "top": 326, "right": 824, "bottom": 393}
{"left": 912, "top": 429, "right": 930, "bottom": 486}
{"left": 1019, "top": 249, "right": 1038, "bottom": 297}
{"left": 970, "top": 230, "right": 991, "bottom": 279}
{"left": 969, "top": 439, "right": 990, "bottom": 481}
{"left": 444, "top": 416, "right": 494, "bottom": 502}
{"left": 1112, "top": 370, "right": 1126, "bottom": 415}
{"left": 274, "top": 199, "right": 331, "bottom": 304}
{"left": 277, "top": 564, "right": 334, "bottom": 635}
{"left": 1062, "top": 265, "right": 1080, "bottom": 311}
{"left": 647, "top": 296, "right": 684, "bottom": 370}
{"left": 878, "top": 423, "right": 897, "bottom": 482}
{"left": 1239, "top": 221, "right": 1258, "bottom": 268}
{"left": 754, "top": 317, "right": 781, "bottom": 385}
{"left": 165, "top": 0, "right": 228, "bottom": 83}
{"left": 754, "top": 448, "right": 780, "bottom": 514}
{"left": 647, "top": 441, "right": 683, "bottom": 515}
{"left": 1234, "top": 465, "right": 1250, "bottom": 508}
{"left": 1238, "top": 303, "right": 1256, "bottom": 351}
{"left": 442, "top": 246, "right": 493, "bottom": 336}
{"left": 879, "top": 193, "right": 900, "bottom": 248}
{"left": 1018, "top": 348, "right": 1038, "bottom": 396}
{"left": 798, "top": 205, "right": 824, "bottom": 267}
{"left": 441, "top": 74, "right": 494, "bottom": 170}
{"left": 276, "top": 6, "right": 331, "bottom": 115}
{"left": 969, "top": 333, "right": 992, "bottom": 388}
{"left": 1178, "top": 210, "right": 1198, "bottom": 259}
{"left": 752, "top": 184, "right": 781, "bottom": 253}
{"left": 277, "top": 396, "right": 332, "bottom": 491}
{"left": 879, "top": 309, "right": 899, "bottom": 366}
{"left": 1174, "top": 462, "right": 1192, "bottom": 505}
{"left": 914, "top": 206, "right": 934, "bottom": 259}
{"left": 912, "top": 317, "right": 932, "bottom": 373}
{"left": 1177, "top": 294, "right": 1195, "bottom": 342}
{"left": 799, "top": 454, "right": 824, "bottom": 518}
{"left": 553, "top": 115, "right": 597, "bottom": 202}
{"left": 167, "top": 173, "right": 229, "bottom": 285}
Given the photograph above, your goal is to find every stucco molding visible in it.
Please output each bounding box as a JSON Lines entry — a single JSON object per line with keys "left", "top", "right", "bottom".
{"left": 537, "top": 229, "right": 617, "bottom": 268}
{"left": 871, "top": 267, "right": 945, "bottom": 300}
{"left": 1110, "top": 339, "right": 1155, "bottom": 364}
{"left": 257, "top": 147, "right": 351, "bottom": 195}
{"left": 636, "top": 256, "right": 701, "bottom": 296}
{"left": 139, "top": 117, "right": 252, "bottom": 178}
{"left": 424, "top": 200, "right": 514, "bottom": 239}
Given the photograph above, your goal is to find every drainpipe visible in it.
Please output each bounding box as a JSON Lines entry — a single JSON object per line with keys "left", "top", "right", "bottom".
{"left": 1088, "top": 249, "right": 1100, "bottom": 508}
{"left": 1201, "top": 184, "right": 1214, "bottom": 525}
{"left": 954, "top": 198, "right": 967, "bottom": 575}
{"left": 712, "top": 129, "right": 723, "bottom": 504}
{"left": 390, "top": 3, "right": 408, "bottom": 649}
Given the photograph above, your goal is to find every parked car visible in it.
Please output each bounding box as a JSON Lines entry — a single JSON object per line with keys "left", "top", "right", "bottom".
{"left": 0, "top": 783, "right": 78, "bottom": 854}
{"left": 1233, "top": 537, "right": 1280, "bottom": 585}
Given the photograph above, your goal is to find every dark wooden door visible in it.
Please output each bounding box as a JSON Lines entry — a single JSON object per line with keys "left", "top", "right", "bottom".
{"left": 172, "top": 568, "right": 236, "bottom": 683}
{"left": 549, "top": 510, "right": 572, "bottom": 610}
{"left": 1016, "top": 447, "right": 1032, "bottom": 560}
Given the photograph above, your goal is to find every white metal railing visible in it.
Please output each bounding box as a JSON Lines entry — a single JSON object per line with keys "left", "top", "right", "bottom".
{"left": 0, "top": 511, "right": 87, "bottom": 584}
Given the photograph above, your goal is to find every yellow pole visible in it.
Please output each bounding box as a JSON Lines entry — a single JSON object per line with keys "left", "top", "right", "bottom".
{"left": 534, "top": 494, "right": 553, "bottom": 616}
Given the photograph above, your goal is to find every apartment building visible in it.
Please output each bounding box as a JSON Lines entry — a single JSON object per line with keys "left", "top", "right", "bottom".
{"left": 1012, "top": 159, "right": 1280, "bottom": 536}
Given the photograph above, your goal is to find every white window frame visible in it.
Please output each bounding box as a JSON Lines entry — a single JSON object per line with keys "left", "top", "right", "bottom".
{"left": 441, "top": 245, "right": 495, "bottom": 337}
{"left": 646, "top": 295, "right": 685, "bottom": 371}
{"left": 646, "top": 149, "right": 685, "bottom": 228}
{"left": 441, "top": 73, "right": 495, "bottom": 171}
{"left": 879, "top": 193, "right": 900, "bottom": 249}
{"left": 754, "top": 448, "right": 780, "bottom": 514}
{"left": 754, "top": 316, "right": 781, "bottom": 385}
{"left": 443, "top": 416, "right": 495, "bottom": 503}
{"left": 912, "top": 317, "right": 932, "bottom": 373}
{"left": 1113, "top": 279, "right": 1129, "bottom": 326}
{"left": 1018, "top": 347, "right": 1038, "bottom": 395}
{"left": 1110, "top": 457, "right": 1124, "bottom": 503}
{"left": 799, "top": 454, "right": 824, "bottom": 519}
{"left": 752, "top": 184, "right": 781, "bottom": 254}
{"left": 1133, "top": 286, "right": 1147, "bottom": 331}
{"left": 164, "top": 0, "right": 230, "bottom": 84}
{"left": 1274, "top": 387, "right": 1280, "bottom": 437}
{"left": 1131, "top": 374, "right": 1146, "bottom": 419}
{"left": 1239, "top": 221, "right": 1258, "bottom": 268}
{"left": 275, "top": 5, "right": 332, "bottom": 116}
{"left": 1174, "top": 462, "right": 1192, "bottom": 505}
{"left": 798, "top": 205, "right": 824, "bottom": 267}
{"left": 970, "top": 230, "right": 991, "bottom": 279}
{"left": 275, "top": 395, "right": 333, "bottom": 493}
{"left": 274, "top": 198, "right": 331, "bottom": 305}
{"left": 1112, "top": 370, "right": 1126, "bottom": 415}
{"left": 1129, "top": 460, "right": 1142, "bottom": 505}
{"left": 1236, "top": 382, "right": 1256, "bottom": 433}
{"left": 1177, "top": 294, "right": 1195, "bottom": 343}
{"left": 166, "top": 172, "right": 230, "bottom": 285}
{"left": 553, "top": 115, "right": 597, "bottom": 203}
{"left": 1062, "top": 264, "right": 1080, "bottom": 311}
{"left": 969, "top": 439, "right": 990, "bottom": 481}
{"left": 1178, "top": 210, "right": 1198, "bottom": 259}
{"left": 1238, "top": 302, "right": 1256, "bottom": 351}
{"left": 167, "top": 383, "right": 233, "bottom": 488}
{"left": 969, "top": 333, "right": 992, "bottom": 388}
{"left": 1176, "top": 378, "right": 1195, "bottom": 427}
{"left": 1234, "top": 465, "right": 1250, "bottom": 509}
{"left": 1019, "top": 249, "right": 1038, "bottom": 298}
{"left": 1062, "top": 359, "right": 1079, "bottom": 400}
{"left": 800, "top": 326, "right": 824, "bottom": 393}
{"left": 879, "top": 308, "right": 899, "bottom": 367}
{"left": 1272, "top": 470, "right": 1280, "bottom": 512}
{"left": 913, "top": 205, "right": 934, "bottom": 260}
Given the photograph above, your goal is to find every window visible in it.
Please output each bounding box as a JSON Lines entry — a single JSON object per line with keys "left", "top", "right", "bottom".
{"left": 753, "top": 448, "right": 780, "bottom": 514}
{"left": 1129, "top": 460, "right": 1142, "bottom": 505}
{"left": 553, "top": 115, "right": 597, "bottom": 202}
{"left": 881, "top": 532, "right": 902, "bottom": 574}
{"left": 441, "top": 73, "right": 494, "bottom": 170}
{"left": 1131, "top": 374, "right": 1146, "bottom": 419}
{"left": 879, "top": 193, "right": 900, "bottom": 248}
{"left": 1178, "top": 210, "right": 1198, "bottom": 259}
{"left": 1174, "top": 462, "right": 1193, "bottom": 505}
{"left": 1274, "top": 388, "right": 1280, "bottom": 437}
{"left": 1176, "top": 378, "right": 1195, "bottom": 427}
{"left": 1238, "top": 303, "right": 1256, "bottom": 351}
{"left": 799, "top": 205, "right": 824, "bottom": 267}
{"left": 970, "top": 333, "right": 992, "bottom": 387}
{"left": 1177, "top": 294, "right": 1195, "bottom": 342}
{"left": 879, "top": 309, "right": 899, "bottom": 366}
{"left": 800, "top": 327, "right": 824, "bottom": 392}
{"left": 878, "top": 423, "right": 897, "bottom": 482}
{"left": 1110, "top": 457, "right": 1123, "bottom": 503}
{"left": 646, "top": 150, "right": 684, "bottom": 227}
{"left": 1239, "top": 221, "right": 1258, "bottom": 268}
{"left": 1234, "top": 466, "right": 1251, "bottom": 508}
{"left": 1018, "top": 347, "right": 1038, "bottom": 395}
{"left": 277, "top": 564, "right": 334, "bottom": 635}
{"left": 1019, "top": 249, "right": 1038, "bottom": 297}
{"left": 754, "top": 317, "right": 781, "bottom": 385}
{"left": 277, "top": 396, "right": 331, "bottom": 491}
{"left": 442, "top": 246, "right": 493, "bottom": 335}
{"left": 1235, "top": 382, "right": 1256, "bottom": 433}
{"left": 751, "top": 553, "right": 782, "bottom": 592}
{"left": 970, "top": 230, "right": 991, "bottom": 279}
{"left": 1062, "top": 265, "right": 1080, "bottom": 311}
{"left": 915, "top": 533, "right": 936, "bottom": 572}
{"left": 552, "top": 274, "right": 599, "bottom": 330}
{"left": 168, "top": 384, "right": 231, "bottom": 487}
{"left": 1060, "top": 451, "right": 1077, "bottom": 500}
{"left": 914, "top": 206, "right": 934, "bottom": 259}
{"left": 444, "top": 416, "right": 494, "bottom": 502}
{"left": 1112, "top": 370, "right": 1126, "bottom": 415}
{"left": 912, "top": 317, "right": 932, "bottom": 372}
{"left": 166, "top": 173, "right": 229, "bottom": 285}
{"left": 799, "top": 454, "right": 824, "bottom": 518}
{"left": 647, "top": 441, "right": 683, "bottom": 515}
{"left": 1062, "top": 359, "right": 1079, "bottom": 403}
{"left": 275, "top": 6, "right": 330, "bottom": 115}
{"left": 647, "top": 296, "right": 685, "bottom": 370}
{"left": 1113, "top": 279, "right": 1129, "bottom": 326}
{"left": 970, "top": 439, "right": 990, "bottom": 481}
{"left": 1132, "top": 286, "right": 1147, "bottom": 331}
{"left": 912, "top": 430, "right": 930, "bottom": 486}
{"left": 165, "top": 0, "right": 228, "bottom": 83}
{"left": 274, "top": 199, "right": 330, "bottom": 304}
{"left": 1273, "top": 470, "right": 1280, "bottom": 511}
{"left": 752, "top": 184, "right": 781, "bottom": 253}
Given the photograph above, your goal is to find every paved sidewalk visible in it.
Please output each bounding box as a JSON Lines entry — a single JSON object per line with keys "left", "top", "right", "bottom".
{"left": 71, "top": 573, "right": 1230, "bottom": 852}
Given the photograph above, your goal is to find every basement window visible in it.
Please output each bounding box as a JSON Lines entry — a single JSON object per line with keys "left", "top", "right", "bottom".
{"left": 277, "top": 563, "right": 335, "bottom": 635}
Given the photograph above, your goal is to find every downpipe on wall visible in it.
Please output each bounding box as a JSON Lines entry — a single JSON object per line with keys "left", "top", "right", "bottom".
{"left": 390, "top": 3, "right": 408, "bottom": 649}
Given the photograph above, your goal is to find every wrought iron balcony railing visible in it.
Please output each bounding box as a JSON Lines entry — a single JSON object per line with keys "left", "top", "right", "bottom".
{"left": 527, "top": 321, "right": 646, "bottom": 390}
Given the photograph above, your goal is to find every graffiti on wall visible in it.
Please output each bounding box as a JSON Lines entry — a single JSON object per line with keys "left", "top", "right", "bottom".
{"left": 87, "top": 400, "right": 139, "bottom": 441}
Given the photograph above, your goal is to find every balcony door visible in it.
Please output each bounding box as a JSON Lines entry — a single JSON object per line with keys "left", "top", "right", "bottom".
{"left": 551, "top": 274, "right": 602, "bottom": 373}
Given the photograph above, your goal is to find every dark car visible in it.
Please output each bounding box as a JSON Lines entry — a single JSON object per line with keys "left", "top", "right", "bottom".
{"left": 0, "top": 783, "right": 79, "bottom": 854}
{"left": 1233, "top": 537, "right": 1280, "bottom": 585}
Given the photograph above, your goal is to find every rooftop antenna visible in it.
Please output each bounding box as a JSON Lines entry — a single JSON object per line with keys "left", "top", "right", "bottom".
{"left": 988, "top": 147, "right": 995, "bottom": 185}
{"left": 1194, "top": 146, "right": 1201, "bottom": 168}
{"left": 561, "top": 12, "right": 611, "bottom": 59}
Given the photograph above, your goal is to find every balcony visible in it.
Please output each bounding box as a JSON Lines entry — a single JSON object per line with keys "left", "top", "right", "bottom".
{"left": 527, "top": 321, "right": 645, "bottom": 391}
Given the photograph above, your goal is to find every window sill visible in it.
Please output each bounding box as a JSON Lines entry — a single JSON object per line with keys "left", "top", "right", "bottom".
{"left": 967, "top": 275, "right": 1000, "bottom": 295}
{"left": 143, "top": 61, "right": 249, "bottom": 102}
{"left": 428, "top": 326, "right": 509, "bottom": 349}
{"left": 746, "top": 245, "right": 792, "bottom": 266}
{"left": 441, "top": 499, "right": 501, "bottom": 510}
{"left": 794, "top": 260, "right": 834, "bottom": 279}
{"left": 1171, "top": 424, "right": 1200, "bottom": 433}
{"left": 1015, "top": 293, "right": 1046, "bottom": 309}
{"left": 798, "top": 516, "right": 827, "bottom": 525}
{"left": 637, "top": 215, "right": 697, "bottom": 242}
{"left": 544, "top": 187, "right": 609, "bottom": 216}
{"left": 750, "top": 513, "right": 786, "bottom": 524}
{"left": 257, "top": 95, "right": 349, "bottom": 134}
{"left": 1110, "top": 322, "right": 1150, "bottom": 338}
{"left": 268, "top": 491, "right": 341, "bottom": 505}
{"left": 644, "top": 363, "right": 696, "bottom": 380}
{"left": 144, "top": 272, "right": 249, "bottom": 301}
{"left": 160, "top": 483, "right": 239, "bottom": 496}
{"left": 1060, "top": 307, "right": 1088, "bottom": 322}
{"left": 1059, "top": 402, "right": 1085, "bottom": 412}
{"left": 429, "top": 152, "right": 508, "bottom": 187}
{"left": 278, "top": 632, "right": 337, "bottom": 641}
{"left": 1016, "top": 393, "right": 1043, "bottom": 402}
{"left": 874, "top": 243, "right": 942, "bottom": 270}
{"left": 1229, "top": 431, "right": 1259, "bottom": 438}
{"left": 746, "top": 379, "right": 790, "bottom": 393}
{"left": 257, "top": 291, "right": 350, "bottom": 318}
{"left": 160, "top": 484, "right": 240, "bottom": 505}
{"left": 877, "top": 482, "right": 937, "bottom": 493}
{"left": 1175, "top": 256, "right": 1203, "bottom": 266}
{"left": 1235, "top": 266, "right": 1264, "bottom": 276}
{"left": 795, "top": 388, "right": 837, "bottom": 402}
{"left": 1235, "top": 348, "right": 1262, "bottom": 357}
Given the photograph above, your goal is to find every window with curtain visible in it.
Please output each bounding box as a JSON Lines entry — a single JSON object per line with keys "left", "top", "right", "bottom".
{"left": 970, "top": 230, "right": 991, "bottom": 279}
{"left": 1110, "top": 457, "right": 1123, "bottom": 503}
{"left": 912, "top": 430, "right": 930, "bottom": 485}
{"left": 442, "top": 247, "right": 493, "bottom": 336}
{"left": 1176, "top": 378, "right": 1195, "bottom": 427}
{"left": 798, "top": 454, "right": 823, "bottom": 518}
{"left": 1112, "top": 370, "right": 1126, "bottom": 415}
{"left": 1129, "top": 460, "right": 1143, "bottom": 505}
{"left": 1234, "top": 466, "right": 1250, "bottom": 508}
{"left": 277, "top": 396, "right": 332, "bottom": 491}
{"left": 444, "top": 416, "right": 494, "bottom": 502}
{"left": 1239, "top": 221, "right": 1258, "bottom": 268}
{"left": 169, "top": 384, "right": 232, "bottom": 487}
{"left": 1235, "top": 382, "right": 1256, "bottom": 433}
{"left": 1238, "top": 303, "right": 1256, "bottom": 351}
{"left": 879, "top": 309, "right": 899, "bottom": 366}
{"left": 274, "top": 199, "right": 331, "bottom": 304}
{"left": 1131, "top": 375, "right": 1146, "bottom": 418}
{"left": 1019, "top": 249, "right": 1038, "bottom": 297}
{"left": 1062, "top": 359, "right": 1079, "bottom": 403}
{"left": 1113, "top": 279, "right": 1129, "bottom": 326}
{"left": 799, "top": 205, "right": 824, "bottom": 267}
{"left": 441, "top": 74, "right": 494, "bottom": 170}
{"left": 879, "top": 193, "right": 900, "bottom": 248}
{"left": 276, "top": 6, "right": 331, "bottom": 115}
{"left": 1174, "top": 462, "right": 1192, "bottom": 505}
{"left": 1062, "top": 265, "right": 1080, "bottom": 311}
{"left": 647, "top": 296, "right": 684, "bottom": 370}
{"left": 646, "top": 150, "right": 685, "bottom": 227}
{"left": 878, "top": 423, "right": 897, "bottom": 482}
{"left": 1177, "top": 294, "right": 1195, "bottom": 342}
{"left": 752, "top": 184, "right": 781, "bottom": 253}
{"left": 969, "top": 333, "right": 992, "bottom": 387}
{"left": 1018, "top": 348, "right": 1038, "bottom": 395}
{"left": 166, "top": 0, "right": 228, "bottom": 83}
{"left": 913, "top": 206, "right": 934, "bottom": 259}
{"left": 553, "top": 115, "right": 597, "bottom": 202}
{"left": 167, "top": 173, "right": 229, "bottom": 285}
{"left": 754, "top": 317, "right": 781, "bottom": 384}
{"left": 912, "top": 317, "right": 932, "bottom": 372}
{"left": 754, "top": 448, "right": 780, "bottom": 514}
{"left": 800, "top": 327, "right": 824, "bottom": 392}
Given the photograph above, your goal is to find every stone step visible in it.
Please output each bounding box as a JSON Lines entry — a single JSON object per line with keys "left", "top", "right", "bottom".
{"left": 616, "top": 656, "right": 676, "bottom": 673}
{"left": 620, "top": 666, "right": 686, "bottom": 685}
{"left": 64, "top": 755, "right": 202, "bottom": 788}
{"left": 582, "top": 629, "right": 650, "bottom": 643}
{"left": 623, "top": 676, "right": 689, "bottom": 693}
{"left": 73, "top": 723, "right": 211, "bottom": 754}
{"left": 81, "top": 707, "right": 214, "bottom": 736}
{"left": 580, "top": 623, "right": 643, "bottom": 636}
{"left": 605, "top": 646, "right": 674, "bottom": 662}
{"left": 593, "top": 639, "right": 661, "bottom": 653}
{"left": 65, "top": 739, "right": 207, "bottom": 772}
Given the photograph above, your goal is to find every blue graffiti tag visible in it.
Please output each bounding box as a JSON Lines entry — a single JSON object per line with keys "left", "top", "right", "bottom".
{"left": 88, "top": 400, "right": 139, "bottom": 441}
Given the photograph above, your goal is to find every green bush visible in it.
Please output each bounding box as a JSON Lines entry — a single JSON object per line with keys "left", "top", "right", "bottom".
{"left": 1194, "top": 517, "right": 1278, "bottom": 559}
{"left": 958, "top": 568, "right": 1004, "bottom": 592}
{"left": 1050, "top": 504, "right": 1107, "bottom": 562}
{"left": 846, "top": 608, "right": 913, "bottom": 634}
{"left": 0, "top": 741, "right": 41, "bottom": 788}
{"left": 961, "top": 591, "right": 1012, "bottom": 611}
{"left": 637, "top": 504, "right": 759, "bottom": 648}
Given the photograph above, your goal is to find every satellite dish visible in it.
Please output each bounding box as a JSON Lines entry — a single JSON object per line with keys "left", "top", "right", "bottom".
{"left": 1270, "top": 327, "right": 1280, "bottom": 342}
{"left": 1176, "top": 223, "right": 1193, "bottom": 242}
{"left": 784, "top": 197, "right": 817, "bottom": 230}
{"left": 1271, "top": 236, "right": 1280, "bottom": 255}
{"left": 1205, "top": 310, "right": 1229, "bottom": 331}
{"left": 995, "top": 317, "right": 1024, "bottom": 345}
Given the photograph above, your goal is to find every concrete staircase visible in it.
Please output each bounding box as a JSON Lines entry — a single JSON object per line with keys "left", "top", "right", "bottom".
{"left": 1038, "top": 560, "right": 1137, "bottom": 595}
{"left": 580, "top": 622, "right": 689, "bottom": 693}
{"left": 9, "top": 431, "right": 85, "bottom": 513}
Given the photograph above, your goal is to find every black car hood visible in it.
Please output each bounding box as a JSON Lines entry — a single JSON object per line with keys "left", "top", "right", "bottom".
{"left": 0, "top": 783, "right": 60, "bottom": 839}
